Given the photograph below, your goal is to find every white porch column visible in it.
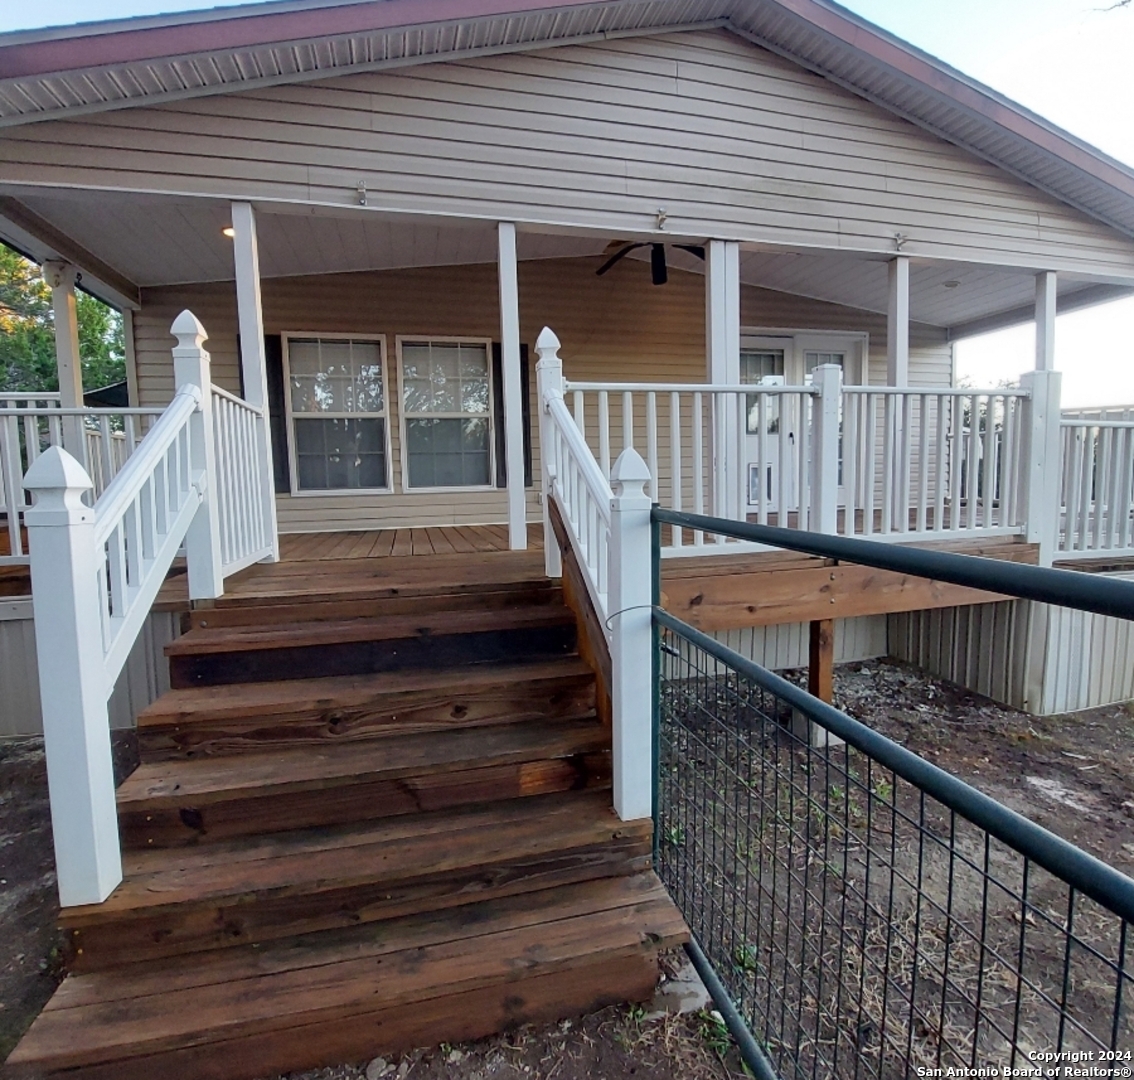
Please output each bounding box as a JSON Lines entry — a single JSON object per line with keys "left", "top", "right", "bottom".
{"left": 1020, "top": 368, "right": 1062, "bottom": 565}
{"left": 887, "top": 255, "right": 910, "bottom": 386}
{"left": 609, "top": 447, "right": 653, "bottom": 821}
{"left": 24, "top": 448, "right": 122, "bottom": 905}
{"left": 1035, "top": 271, "right": 1057, "bottom": 371}
{"left": 497, "top": 222, "right": 527, "bottom": 550}
{"left": 42, "top": 260, "right": 87, "bottom": 460}
{"left": 230, "top": 202, "right": 280, "bottom": 563}
{"left": 707, "top": 239, "right": 740, "bottom": 517}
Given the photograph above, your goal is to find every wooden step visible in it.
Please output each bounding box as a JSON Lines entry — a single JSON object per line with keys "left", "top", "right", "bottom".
{"left": 166, "top": 606, "right": 578, "bottom": 688}
{"left": 10, "top": 874, "right": 686, "bottom": 1080}
{"left": 189, "top": 579, "right": 563, "bottom": 630}
{"left": 62, "top": 790, "right": 651, "bottom": 972}
{"left": 136, "top": 658, "right": 597, "bottom": 761}
{"left": 118, "top": 716, "right": 611, "bottom": 847}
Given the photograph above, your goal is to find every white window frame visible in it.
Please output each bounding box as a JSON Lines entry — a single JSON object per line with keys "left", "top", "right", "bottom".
{"left": 281, "top": 331, "right": 393, "bottom": 497}
{"left": 395, "top": 335, "right": 497, "bottom": 494}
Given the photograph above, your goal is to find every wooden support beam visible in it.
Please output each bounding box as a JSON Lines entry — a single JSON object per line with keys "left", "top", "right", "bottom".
{"left": 662, "top": 539, "right": 1038, "bottom": 632}
{"left": 808, "top": 619, "right": 834, "bottom": 703}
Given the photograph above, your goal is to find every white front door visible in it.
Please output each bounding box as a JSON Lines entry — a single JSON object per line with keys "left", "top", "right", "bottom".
{"left": 741, "top": 332, "right": 868, "bottom": 514}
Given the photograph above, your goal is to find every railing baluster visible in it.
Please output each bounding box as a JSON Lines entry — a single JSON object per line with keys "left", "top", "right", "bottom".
{"left": 777, "top": 394, "right": 789, "bottom": 527}
{"left": 670, "top": 392, "right": 682, "bottom": 549}
{"left": 1, "top": 414, "right": 23, "bottom": 556}
{"left": 573, "top": 390, "right": 585, "bottom": 435}
{"left": 796, "top": 392, "right": 810, "bottom": 531}
{"left": 879, "top": 394, "right": 889, "bottom": 533}
{"left": 599, "top": 390, "right": 611, "bottom": 480}
{"left": 864, "top": 394, "right": 877, "bottom": 536}
{"left": 757, "top": 394, "right": 768, "bottom": 526}
{"left": 843, "top": 391, "right": 859, "bottom": 537}
{"left": 899, "top": 392, "right": 912, "bottom": 533}
{"left": 1077, "top": 428, "right": 1094, "bottom": 549}
{"left": 622, "top": 390, "right": 634, "bottom": 458}
{"left": 735, "top": 392, "right": 747, "bottom": 524}
{"left": 692, "top": 392, "right": 704, "bottom": 546}
{"left": 916, "top": 394, "right": 929, "bottom": 532}
{"left": 981, "top": 395, "right": 997, "bottom": 530}
{"left": 646, "top": 391, "right": 658, "bottom": 503}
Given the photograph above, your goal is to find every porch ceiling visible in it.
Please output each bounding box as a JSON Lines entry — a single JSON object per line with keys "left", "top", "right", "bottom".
{"left": 1, "top": 188, "right": 1128, "bottom": 335}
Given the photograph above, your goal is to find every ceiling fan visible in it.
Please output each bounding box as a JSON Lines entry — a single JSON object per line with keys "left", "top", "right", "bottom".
{"left": 595, "top": 240, "right": 706, "bottom": 285}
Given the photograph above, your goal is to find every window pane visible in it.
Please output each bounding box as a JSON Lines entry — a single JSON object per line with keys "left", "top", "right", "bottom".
{"left": 740, "top": 350, "right": 784, "bottom": 384}
{"left": 405, "top": 417, "right": 490, "bottom": 488}
{"left": 294, "top": 418, "right": 387, "bottom": 491}
{"left": 289, "top": 338, "right": 385, "bottom": 416}
{"left": 402, "top": 341, "right": 490, "bottom": 416}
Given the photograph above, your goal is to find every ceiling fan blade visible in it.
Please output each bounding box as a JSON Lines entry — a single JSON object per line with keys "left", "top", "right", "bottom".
{"left": 650, "top": 243, "right": 668, "bottom": 286}
{"left": 596, "top": 243, "right": 644, "bottom": 276}
{"left": 674, "top": 244, "right": 706, "bottom": 260}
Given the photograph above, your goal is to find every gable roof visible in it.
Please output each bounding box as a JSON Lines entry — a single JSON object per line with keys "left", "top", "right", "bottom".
{"left": 2, "top": 0, "right": 1133, "bottom": 241}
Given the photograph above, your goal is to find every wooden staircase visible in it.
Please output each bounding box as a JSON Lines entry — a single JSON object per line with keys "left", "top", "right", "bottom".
{"left": 9, "top": 559, "right": 686, "bottom": 1080}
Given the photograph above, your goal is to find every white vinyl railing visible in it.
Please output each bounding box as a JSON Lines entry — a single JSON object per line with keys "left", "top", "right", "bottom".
{"left": 0, "top": 403, "right": 163, "bottom": 563}
{"left": 211, "top": 385, "right": 274, "bottom": 575}
{"left": 1058, "top": 418, "right": 1134, "bottom": 559}
{"left": 536, "top": 328, "right": 652, "bottom": 822}
{"left": 562, "top": 380, "right": 818, "bottom": 553}
{"left": 23, "top": 310, "right": 278, "bottom": 908}
{"left": 839, "top": 388, "right": 1030, "bottom": 538}
{"left": 90, "top": 388, "right": 202, "bottom": 684}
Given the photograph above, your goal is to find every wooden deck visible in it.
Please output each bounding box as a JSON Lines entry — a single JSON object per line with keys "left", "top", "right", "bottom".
{"left": 278, "top": 523, "right": 544, "bottom": 560}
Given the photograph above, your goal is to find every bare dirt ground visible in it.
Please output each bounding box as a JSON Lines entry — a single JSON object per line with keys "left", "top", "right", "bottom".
{"left": 3, "top": 658, "right": 1134, "bottom": 1076}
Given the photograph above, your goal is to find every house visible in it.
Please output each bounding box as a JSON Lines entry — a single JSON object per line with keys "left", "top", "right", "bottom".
{"left": 2, "top": 0, "right": 1134, "bottom": 1075}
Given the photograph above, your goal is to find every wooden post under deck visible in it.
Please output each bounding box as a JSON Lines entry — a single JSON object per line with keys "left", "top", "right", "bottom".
{"left": 808, "top": 618, "right": 834, "bottom": 703}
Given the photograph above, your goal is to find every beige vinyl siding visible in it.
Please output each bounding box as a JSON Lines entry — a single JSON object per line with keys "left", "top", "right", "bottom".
{"left": 3, "top": 30, "right": 1134, "bottom": 276}
{"left": 134, "top": 256, "right": 949, "bottom": 533}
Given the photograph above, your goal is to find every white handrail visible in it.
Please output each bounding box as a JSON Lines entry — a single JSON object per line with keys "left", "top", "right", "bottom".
{"left": 91, "top": 388, "right": 199, "bottom": 548}
{"left": 548, "top": 395, "right": 613, "bottom": 527}
{"left": 566, "top": 381, "right": 816, "bottom": 394}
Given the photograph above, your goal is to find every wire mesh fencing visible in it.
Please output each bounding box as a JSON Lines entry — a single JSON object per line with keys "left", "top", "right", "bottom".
{"left": 654, "top": 611, "right": 1134, "bottom": 1080}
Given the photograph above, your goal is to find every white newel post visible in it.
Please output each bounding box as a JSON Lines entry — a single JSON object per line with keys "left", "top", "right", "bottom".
{"left": 24, "top": 447, "right": 122, "bottom": 906}
{"left": 172, "top": 311, "right": 224, "bottom": 600}
{"left": 810, "top": 363, "right": 842, "bottom": 534}
{"left": 535, "top": 327, "right": 563, "bottom": 579}
{"left": 1020, "top": 368, "right": 1062, "bottom": 565}
{"left": 609, "top": 448, "right": 653, "bottom": 822}
{"left": 231, "top": 201, "right": 280, "bottom": 563}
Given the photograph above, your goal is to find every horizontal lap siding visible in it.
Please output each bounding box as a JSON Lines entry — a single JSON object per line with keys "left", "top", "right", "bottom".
{"left": 135, "top": 257, "right": 948, "bottom": 533}
{"left": 3, "top": 30, "right": 1133, "bottom": 274}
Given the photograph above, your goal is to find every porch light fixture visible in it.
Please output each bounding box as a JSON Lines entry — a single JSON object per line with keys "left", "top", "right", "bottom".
{"left": 222, "top": 226, "right": 235, "bottom": 238}
{"left": 943, "top": 280, "right": 960, "bottom": 288}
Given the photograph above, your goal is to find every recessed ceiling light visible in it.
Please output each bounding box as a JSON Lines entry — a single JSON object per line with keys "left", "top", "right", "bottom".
{"left": 943, "top": 280, "right": 960, "bottom": 289}
{"left": 222, "top": 226, "right": 235, "bottom": 238}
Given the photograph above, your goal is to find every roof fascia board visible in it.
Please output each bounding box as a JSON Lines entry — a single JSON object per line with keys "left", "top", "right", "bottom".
{"left": 0, "top": 196, "right": 141, "bottom": 309}
{"left": 0, "top": 18, "right": 727, "bottom": 130}
{"left": 0, "top": 0, "right": 616, "bottom": 77}
{"left": 947, "top": 283, "right": 1134, "bottom": 341}
{"left": 724, "top": 20, "right": 1134, "bottom": 242}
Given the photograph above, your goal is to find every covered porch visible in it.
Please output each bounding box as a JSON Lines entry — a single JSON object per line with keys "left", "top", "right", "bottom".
{"left": 2, "top": 189, "right": 1131, "bottom": 577}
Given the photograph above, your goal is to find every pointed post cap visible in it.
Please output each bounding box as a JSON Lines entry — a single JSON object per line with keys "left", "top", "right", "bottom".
{"left": 171, "top": 310, "right": 208, "bottom": 352}
{"left": 610, "top": 447, "right": 652, "bottom": 501}
{"left": 535, "top": 327, "right": 561, "bottom": 362}
{"left": 23, "top": 446, "right": 95, "bottom": 524}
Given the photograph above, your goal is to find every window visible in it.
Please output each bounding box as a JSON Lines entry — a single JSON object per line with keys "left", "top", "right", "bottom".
{"left": 399, "top": 339, "right": 493, "bottom": 489}
{"left": 740, "top": 346, "right": 786, "bottom": 435}
{"left": 284, "top": 336, "right": 389, "bottom": 492}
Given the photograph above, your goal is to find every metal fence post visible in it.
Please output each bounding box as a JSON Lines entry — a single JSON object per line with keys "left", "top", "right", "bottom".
{"left": 810, "top": 363, "right": 842, "bottom": 534}
{"left": 610, "top": 447, "right": 654, "bottom": 821}
{"left": 536, "top": 326, "right": 564, "bottom": 579}
{"left": 1020, "top": 369, "right": 1062, "bottom": 566}
{"left": 172, "top": 311, "right": 224, "bottom": 600}
{"left": 24, "top": 447, "right": 123, "bottom": 906}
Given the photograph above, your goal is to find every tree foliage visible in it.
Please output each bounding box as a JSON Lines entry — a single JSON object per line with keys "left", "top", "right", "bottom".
{"left": 0, "top": 242, "right": 125, "bottom": 394}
